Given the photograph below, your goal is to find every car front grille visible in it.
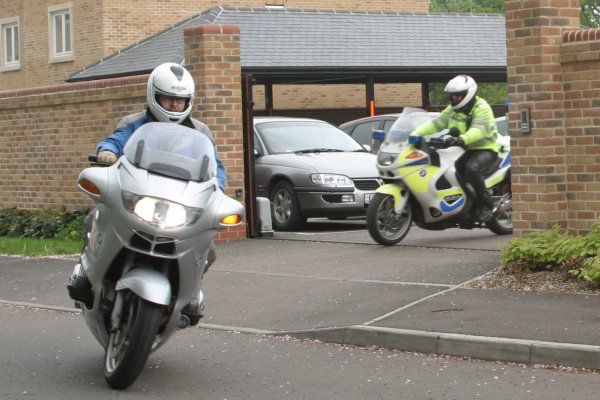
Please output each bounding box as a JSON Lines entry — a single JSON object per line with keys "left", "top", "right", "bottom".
{"left": 353, "top": 178, "right": 383, "bottom": 191}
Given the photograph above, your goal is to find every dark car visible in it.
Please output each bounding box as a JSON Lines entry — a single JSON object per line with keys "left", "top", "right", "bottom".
{"left": 253, "top": 117, "right": 382, "bottom": 230}
{"left": 339, "top": 113, "right": 400, "bottom": 151}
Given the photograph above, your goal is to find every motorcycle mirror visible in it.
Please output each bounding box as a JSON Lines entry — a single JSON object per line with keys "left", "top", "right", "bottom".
{"left": 372, "top": 129, "right": 385, "bottom": 142}
{"left": 408, "top": 135, "right": 423, "bottom": 148}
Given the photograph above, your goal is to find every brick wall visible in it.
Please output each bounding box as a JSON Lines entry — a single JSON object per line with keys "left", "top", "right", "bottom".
{"left": 506, "top": 0, "right": 600, "bottom": 236}
{"left": 561, "top": 28, "right": 600, "bottom": 233}
{"left": 0, "top": 76, "right": 147, "bottom": 210}
{"left": 184, "top": 24, "right": 246, "bottom": 239}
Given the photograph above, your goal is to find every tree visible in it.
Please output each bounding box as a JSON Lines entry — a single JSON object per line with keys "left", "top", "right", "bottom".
{"left": 429, "top": 0, "right": 503, "bottom": 13}
{"left": 431, "top": 0, "right": 598, "bottom": 27}
{"left": 581, "top": 0, "right": 600, "bottom": 27}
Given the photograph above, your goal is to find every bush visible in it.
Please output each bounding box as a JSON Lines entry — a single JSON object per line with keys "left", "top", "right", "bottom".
{"left": 0, "top": 207, "right": 88, "bottom": 240}
{"left": 501, "top": 222, "right": 600, "bottom": 287}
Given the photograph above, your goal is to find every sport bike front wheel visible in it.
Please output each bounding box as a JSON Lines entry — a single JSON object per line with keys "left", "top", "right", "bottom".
{"left": 104, "top": 290, "right": 163, "bottom": 390}
{"left": 367, "top": 193, "right": 412, "bottom": 245}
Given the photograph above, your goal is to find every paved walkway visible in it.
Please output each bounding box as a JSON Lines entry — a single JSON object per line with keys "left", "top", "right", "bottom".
{"left": 1, "top": 222, "right": 599, "bottom": 370}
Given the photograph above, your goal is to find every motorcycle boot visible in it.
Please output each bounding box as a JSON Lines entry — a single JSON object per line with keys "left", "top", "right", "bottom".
{"left": 475, "top": 190, "right": 493, "bottom": 222}
{"left": 181, "top": 245, "right": 216, "bottom": 326}
{"left": 182, "top": 289, "right": 205, "bottom": 326}
{"left": 66, "top": 262, "right": 93, "bottom": 307}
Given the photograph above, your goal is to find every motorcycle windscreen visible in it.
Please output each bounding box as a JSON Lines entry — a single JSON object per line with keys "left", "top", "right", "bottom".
{"left": 123, "top": 122, "right": 217, "bottom": 182}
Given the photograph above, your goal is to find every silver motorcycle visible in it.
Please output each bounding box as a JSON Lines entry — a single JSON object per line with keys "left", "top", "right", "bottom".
{"left": 67, "top": 122, "right": 244, "bottom": 389}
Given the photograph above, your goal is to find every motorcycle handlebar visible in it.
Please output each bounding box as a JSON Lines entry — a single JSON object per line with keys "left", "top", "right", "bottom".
{"left": 88, "top": 154, "right": 112, "bottom": 167}
{"left": 427, "top": 137, "right": 450, "bottom": 150}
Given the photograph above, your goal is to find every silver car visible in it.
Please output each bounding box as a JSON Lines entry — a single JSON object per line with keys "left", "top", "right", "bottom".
{"left": 253, "top": 117, "right": 381, "bottom": 230}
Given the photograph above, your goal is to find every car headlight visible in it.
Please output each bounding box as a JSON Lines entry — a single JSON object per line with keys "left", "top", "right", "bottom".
{"left": 310, "top": 174, "right": 354, "bottom": 188}
{"left": 121, "top": 191, "right": 202, "bottom": 228}
{"left": 377, "top": 152, "right": 399, "bottom": 166}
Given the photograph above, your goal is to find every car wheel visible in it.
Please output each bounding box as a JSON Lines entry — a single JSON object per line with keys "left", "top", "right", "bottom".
{"left": 270, "top": 181, "right": 305, "bottom": 230}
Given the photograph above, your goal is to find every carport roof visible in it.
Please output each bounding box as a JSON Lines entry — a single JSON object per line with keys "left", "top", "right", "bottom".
{"left": 68, "top": 5, "right": 507, "bottom": 84}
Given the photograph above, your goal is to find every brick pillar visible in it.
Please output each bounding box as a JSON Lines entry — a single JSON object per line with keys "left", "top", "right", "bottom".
{"left": 184, "top": 24, "right": 246, "bottom": 240}
{"left": 505, "top": 0, "right": 580, "bottom": 235}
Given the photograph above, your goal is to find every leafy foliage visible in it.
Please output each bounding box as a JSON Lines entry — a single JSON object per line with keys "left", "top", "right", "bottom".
{"left": 0, "top": 207, "right": 88, "bottom": 240}
{"left": 581, "top": 0, "right": 600, "bottom": 28}
{"left": 501, "top": 223, "right": 600, "bottom": 287}
{"left": 429, "top": 0, "right": 504, "bottom": 13}
{"left": 427, "top": 82, "right": 508, "bottom": 107}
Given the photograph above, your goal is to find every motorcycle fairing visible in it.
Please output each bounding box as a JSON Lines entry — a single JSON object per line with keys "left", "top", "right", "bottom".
{"left": 375, "top": 183, "right": 409, "bottom": 213}
{"left": 116, "top": 268, "right": 171, "bottom": 305}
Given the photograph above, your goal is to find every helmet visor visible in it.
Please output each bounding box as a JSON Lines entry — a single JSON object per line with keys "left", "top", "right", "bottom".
{"left": 449, "top": 91, "right": 468, "bottom": 107}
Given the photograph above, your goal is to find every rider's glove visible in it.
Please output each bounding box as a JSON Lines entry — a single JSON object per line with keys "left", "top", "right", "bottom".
{"left": 444, "top": 137, "right": 464, "bottom": 147}
{"left": 97, "top": 150, "right": 117, "bottom": 165}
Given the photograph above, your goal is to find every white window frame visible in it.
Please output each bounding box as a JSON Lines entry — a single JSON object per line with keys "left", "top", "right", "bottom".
{"left": 1, "top": 16, "right": 20, "bottom": 71}
{"left": 48, "top": 3, "right": 73, "bottom": 63}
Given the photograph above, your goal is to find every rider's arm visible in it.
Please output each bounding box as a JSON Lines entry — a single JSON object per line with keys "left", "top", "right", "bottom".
{"left": 412, "top": 106, "right": 451, "bottom": 136}
{"left": 96, "top": 112, "right": 148, "bottom": 157}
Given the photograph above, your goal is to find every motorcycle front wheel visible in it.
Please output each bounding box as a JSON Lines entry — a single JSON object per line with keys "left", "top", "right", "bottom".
{"left": 366, "top": 193, "right": 413, "bottom": 246}
{"left": 104, "top": 290, "right": 163, "bottom": 390}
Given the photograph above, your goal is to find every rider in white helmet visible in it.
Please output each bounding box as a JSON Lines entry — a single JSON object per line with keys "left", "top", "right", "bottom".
{"left": 96, "top": 62, "right": 225, "bottom": 189}
{"left": 85, "top": 62, "right": 226, "bottom": 325}
{"left": 411, "top": 75, "right": 500, "bottom": 222}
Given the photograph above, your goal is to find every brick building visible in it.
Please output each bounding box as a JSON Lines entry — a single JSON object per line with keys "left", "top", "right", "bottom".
{"left": 0, "top": 1, "right": 427, "bottom": 111}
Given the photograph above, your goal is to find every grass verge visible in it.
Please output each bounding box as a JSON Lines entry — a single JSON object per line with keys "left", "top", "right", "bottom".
{"left": 0, "top": 237, "right": 82, "bottom": 257}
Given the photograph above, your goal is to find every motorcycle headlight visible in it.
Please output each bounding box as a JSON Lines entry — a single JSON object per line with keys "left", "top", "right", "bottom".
{"left": 121, "top": 191, "right": 202, "bottom": 228}
{"left": 377, "top": 152, "right": 399, "bottom": 167}
{"left": 310, "top": 174, "right": 354, "bottom": 188}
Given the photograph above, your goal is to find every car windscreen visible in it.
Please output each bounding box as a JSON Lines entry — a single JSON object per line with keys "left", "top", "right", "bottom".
{"left": 255, "top": 121, "right": 364, "bottom": 154}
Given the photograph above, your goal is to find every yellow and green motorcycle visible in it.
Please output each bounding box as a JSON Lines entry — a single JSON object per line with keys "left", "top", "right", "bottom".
{"left": 366, "top": 108, "right": 512, "bottom": 246}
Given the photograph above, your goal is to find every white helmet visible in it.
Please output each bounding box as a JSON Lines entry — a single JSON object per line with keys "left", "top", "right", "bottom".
{"left": 444, "top": 75, "right": 477, "bottom": 111}
{"left": 147, "top": 63, "right": 195, "bottom": 123}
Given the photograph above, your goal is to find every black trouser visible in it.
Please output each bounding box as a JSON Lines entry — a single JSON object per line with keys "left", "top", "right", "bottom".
{"left": 455, "top": 149, "right": 498, "bottom": 203}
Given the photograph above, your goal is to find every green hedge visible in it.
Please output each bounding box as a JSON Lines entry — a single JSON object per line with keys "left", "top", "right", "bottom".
{"left": 0, "top": 207, "right": 88, "bottom": 240}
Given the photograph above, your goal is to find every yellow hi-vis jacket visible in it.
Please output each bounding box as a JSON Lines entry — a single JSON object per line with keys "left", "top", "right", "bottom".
{"left": 412, "top": 96, "right": 499, "bottom": 153}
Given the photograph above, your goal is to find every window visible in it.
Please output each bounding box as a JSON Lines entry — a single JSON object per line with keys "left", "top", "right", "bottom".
{"left": 1, "top": 17, "right": 20, "bottom": 71}
{"left": 49, "top": 3, "right": 73, "bottom": 62}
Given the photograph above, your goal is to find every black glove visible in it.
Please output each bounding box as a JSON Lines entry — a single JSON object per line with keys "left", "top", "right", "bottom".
{"left": 444, "top": 137, "right": 464, "bottom": 147}
{"left": 448, "top": 127, "right": 461, "bottom": 137}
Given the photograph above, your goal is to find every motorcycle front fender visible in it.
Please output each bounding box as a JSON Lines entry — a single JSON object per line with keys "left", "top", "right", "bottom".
{"left": 375, "top": 182, "right": 409, "bottom": 213}
{"left": 116, "top": 269, "right": 171, "bottom": 306}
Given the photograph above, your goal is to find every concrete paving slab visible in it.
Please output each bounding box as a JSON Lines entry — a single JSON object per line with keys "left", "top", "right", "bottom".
{"left": 0, "top": 255, "right": 76, "bottom": 308}
{"left": 215, "top": 239, "right": 500, "bottom": 285}
{"left": 202, "top": 270, "right": 442, "bottom": 331}
{"left": 371, "top": 287, "right": 600, "bottom": 346}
